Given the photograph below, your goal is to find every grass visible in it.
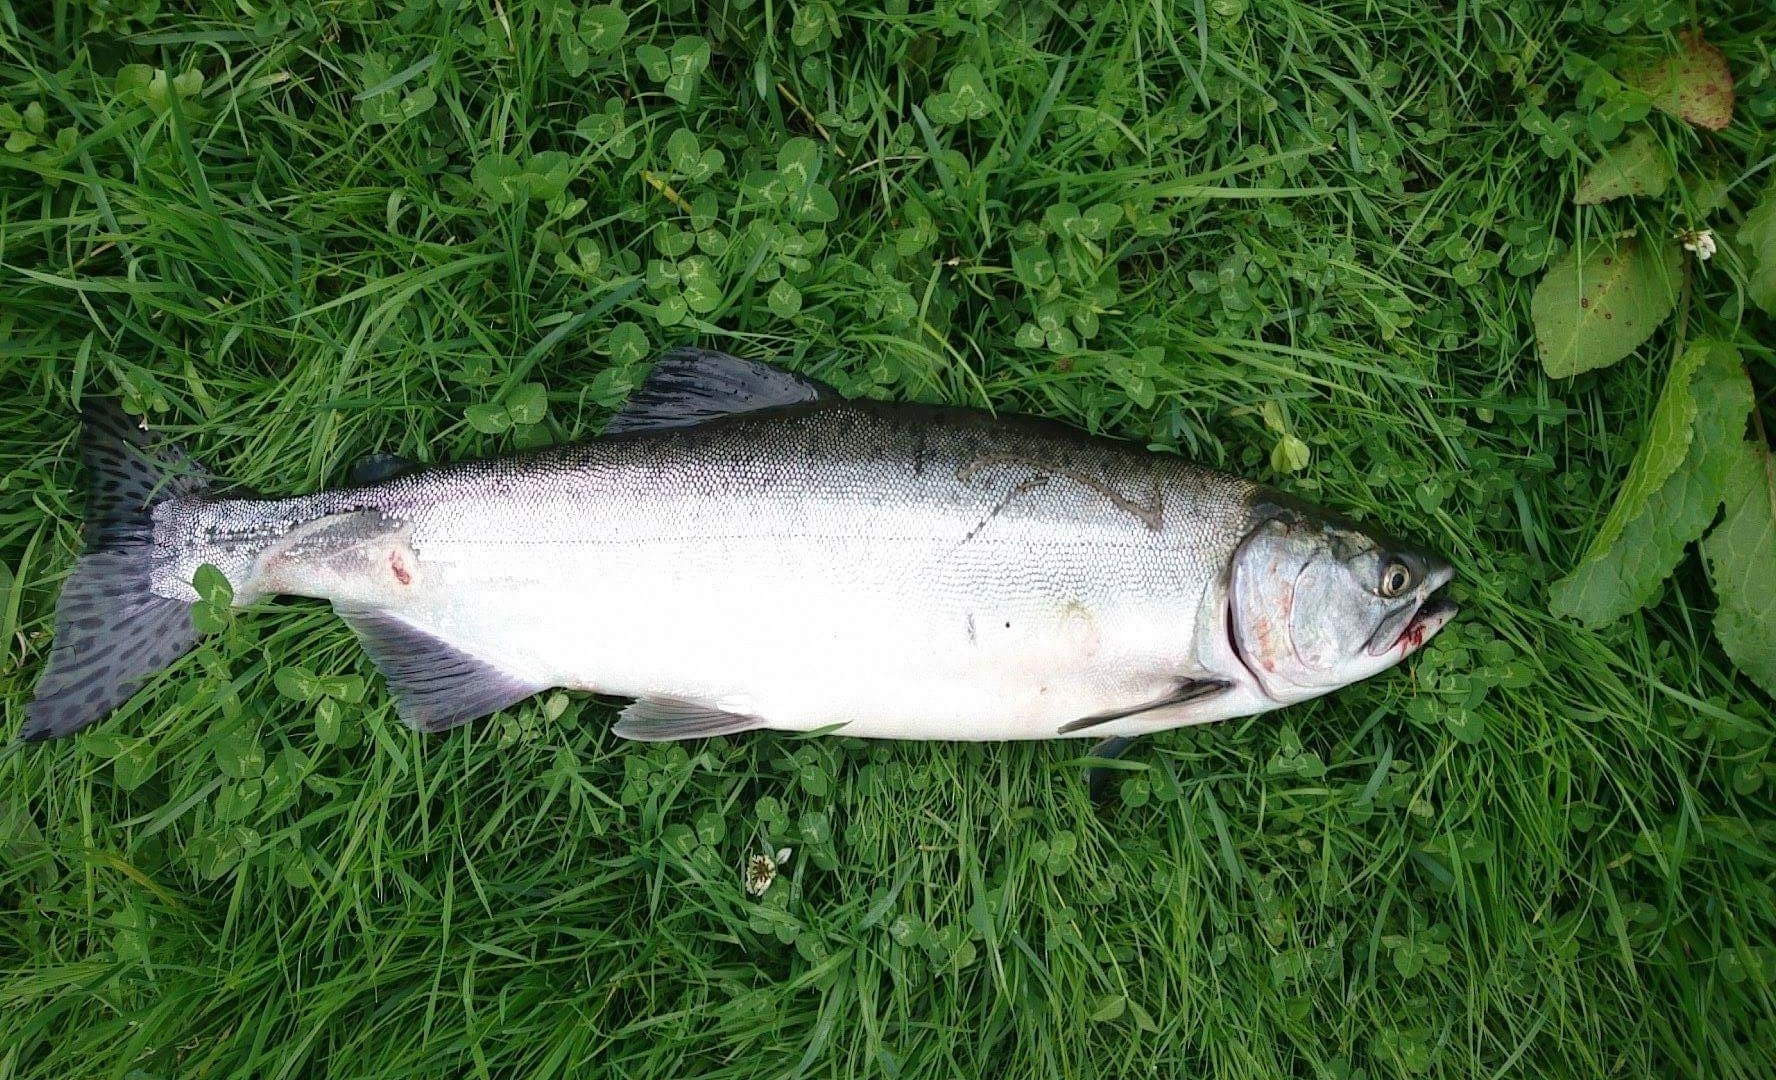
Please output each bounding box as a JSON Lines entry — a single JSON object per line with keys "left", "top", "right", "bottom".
{"left": 2, "top": 0, "right": 1774, "bottom": 1076}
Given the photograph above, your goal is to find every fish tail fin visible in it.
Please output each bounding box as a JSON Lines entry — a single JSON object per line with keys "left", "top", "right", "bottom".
{"left": 21, "top": 401, "right": 212, "bottom": 741}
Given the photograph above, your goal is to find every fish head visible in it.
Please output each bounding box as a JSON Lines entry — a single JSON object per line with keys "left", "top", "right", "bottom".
{"left": 1227, "top": 495, "right": 1456, "bottom": 705}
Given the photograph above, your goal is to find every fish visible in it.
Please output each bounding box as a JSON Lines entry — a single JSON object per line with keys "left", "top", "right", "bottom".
{"left": 21, "top": 348, "right": 1456, "bottom": 748}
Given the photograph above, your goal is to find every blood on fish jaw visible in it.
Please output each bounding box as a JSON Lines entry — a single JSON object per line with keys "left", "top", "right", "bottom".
{"left": 389, "top": 550, "right": 412, "bottom": 586}
{"left": 1399, "top": 620, "right": 1428, "bottom": 652}
{"left": 1395, "top": 597, "right": 1457, "bottom": 654}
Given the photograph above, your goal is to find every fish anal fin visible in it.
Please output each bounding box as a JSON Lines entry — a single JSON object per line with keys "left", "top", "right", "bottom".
{"left": 334, "top": 605, "right": 544, "bottom": 732}
{"left": 1057, "top": 677, "right": 1233, "bottom": 735}
{"left": 613, "top": 696, "right": 765, "bottom": 741}
{"left": 606, "top": 348, "right": 836, "bottom": 435}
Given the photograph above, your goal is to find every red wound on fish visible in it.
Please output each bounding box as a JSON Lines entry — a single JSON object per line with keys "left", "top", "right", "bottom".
{"left": 390, "top": 551, "right": 411, "bottom": 585}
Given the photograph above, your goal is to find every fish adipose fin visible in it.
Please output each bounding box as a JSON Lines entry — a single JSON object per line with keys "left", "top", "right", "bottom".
{"left": 606, "top": 347, "right": 836, "bottom": 434}
{"left": 333, "top": 606, "right": 544, "bottom": 732}
{"left": 346, "top": 452, "right": 419, "bottom": 486}
{"left": 1056, "top": 677, "right": 1233, "bottom": 735}
{"left": 613, "top": 696, "right": 766, "bottom": 741}
{"left": 23, "top": 401, "right": 213, "bottom": 741}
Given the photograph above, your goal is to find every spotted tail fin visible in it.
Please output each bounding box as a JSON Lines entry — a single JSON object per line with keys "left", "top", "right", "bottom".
{"left": 21, "top": 402, "right": 210, "bottom": 741}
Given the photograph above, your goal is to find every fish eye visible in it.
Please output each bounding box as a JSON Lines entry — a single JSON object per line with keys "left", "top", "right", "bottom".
{"left": 1379, "top": 561, "right": 1412, "bottom": 598}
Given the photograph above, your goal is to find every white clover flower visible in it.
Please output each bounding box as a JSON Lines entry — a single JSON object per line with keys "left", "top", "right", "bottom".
{"left": 743, "top": 855, "right": 775, "bottom": 896}
{"left": 1677, "top": 227, "right": 1716, "bottom": 261}
{"left": 743, "top": 847, "right": 792, "bottom": 896}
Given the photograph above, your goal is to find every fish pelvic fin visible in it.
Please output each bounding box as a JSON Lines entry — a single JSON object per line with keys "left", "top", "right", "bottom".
{"left": 333, "top": 606, "right": 544, "bottom": 732}
{"left": 22, "top": 401, "right": 212, "bottom": 741}
{"left": 613, "top": 696, "right": 766, "bottom": 741}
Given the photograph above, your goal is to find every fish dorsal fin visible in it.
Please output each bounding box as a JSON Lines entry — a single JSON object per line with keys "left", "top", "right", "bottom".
{"left": 605, "top": 348, "right": 836, "bottom": 435}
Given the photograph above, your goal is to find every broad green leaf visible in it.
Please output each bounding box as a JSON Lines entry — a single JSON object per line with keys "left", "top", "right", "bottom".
{"left": 193, "top": 563, "right": 233, "bottom": 607}
{"left": 1549, "top": 342, "right": 1752, "bottom": 625}
{"left": 668, "top": 36, "right": 710, "bottom": 76}
{"left": 791, "top": 3, "right": 831, "bottom": 48}
{"left": 274, "top": 664, "right": 319, "bottom": 702}
{"left": 678, "top": 255, "right": 722, "bottom": 313}
{"left": 1078, "top": 202, "right": 1123, "bottom": 240}
{"left": 645, "top": 258, "right": 679, "bottom": 291}
{"left": 314, "top": 697, "right": 341, "bottom": 745}
{"left": 465, "top": 402, "right": 511, "bottom": 434}
{"left": 606, "top": 322, "right": 648, "bottom": 364}
{"left": 1701, "top": 441, "right": 1776, "bottom": 697}
{"left": 189, "top": 825, "right": 259, "bottom": 880}
{"left": 777, "top": 137, "right": 821, "bottom": 188}
{"left": 1012, "top": 246, "right": 1055, "bottom": 287}
{"left": 787, "top": 182, "right": 837, "bottom": 224}
{"left": 191, "top": 602, "right": 231, "bottom": 635}
{"left": 113, "top": 739, "right": 156, "bottom": 792}
{"left": 666, "top": 128, "right": 701, "bottom": 173}
{"left": 212, "top": 730, "right": 265, "bottom": 780}
{"left": 1574, "top": 131, "right": 1671, "bottom": 204}
{"left": 471, "top": 152, "right": 573, "bottom": 204}
{"left": 1577, "top": 340, "right": 1722, "bottom": 560}
{"left": 926, "top": 63, "right": 995, "bottom": 125}
{"left": 536, "top": 0, "right": 574, "bottom": 35}
{"left": 259, "top": 748, "right": 308, "bottom": 815}
{"left": 634, "top": 43, "right": 669, "bottom": 81}
{"left": 1737, "top": 185, "right": 1776, "bottom": 317}
{"left": 215, "top": 778, "right": 262, "bottom": 822}
{"left": 690, "top": 191, "right": 719, "bottom": 230}
{"left": 1532, "top": 239, "right": 1681, "bottom": 378}
{"left": 1270, "top": 434, "right": 1310, "bottom": 473}
{"left": 114, "top": 64, "right": 154, "bottom": 97}
{"left": 470, "top": 154, "right": 523, "bottom": 203}
{"left": 651, "top": 36, "right": 709, "bottom": 103}
{"left": 1627, "top": 31, "right": 1734, "bottom": 132}
{"left": 655, "top": 294, "right": 688, "bottom": 326}
{"left": 559, "top": 33, "right": 590, "bottom": 77}
{"left": 191, "top": 564, "right": 234, "bottom": 634}
{"left": 1089, "top": 995, "right": 1126, "bottom": 1023}
{"left": 523, "top": 151, "right": 574, "bottom": 201}
{"left": 315, "top": 674, "right": 365, "bottom": 703}
{"left": 767, "top": 278, "right": 802, "bottom": 318}
{"left": 506, "top": 382, "right": 548, "bottom": 425}
{"left": 578, "top": 6, "right": 628, "bottom": 52}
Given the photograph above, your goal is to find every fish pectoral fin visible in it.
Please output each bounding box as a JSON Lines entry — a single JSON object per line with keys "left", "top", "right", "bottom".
{"left": 613, "top": 696, "right": 766, "bottom": 741}
{"left": 605, "top": 347, "right": 837, "bottom": 435}
{"left": 1057, "top": 677, "right": 1233, "bottom": 735}
{"left": 1085, "top": 735, "right": 1140, "bottom": 802}
{"left": 334, "top": 605, "right": 545, "bottom": 732}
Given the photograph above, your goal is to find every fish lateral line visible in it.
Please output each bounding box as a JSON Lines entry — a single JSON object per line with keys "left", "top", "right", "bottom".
{"left": 954, "top": 451, "right": 1165, "bottom": 531}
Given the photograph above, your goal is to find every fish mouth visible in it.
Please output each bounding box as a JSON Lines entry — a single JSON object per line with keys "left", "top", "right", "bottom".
{"left": 1390, "top": 592, "right": 1457, "bottom": 654}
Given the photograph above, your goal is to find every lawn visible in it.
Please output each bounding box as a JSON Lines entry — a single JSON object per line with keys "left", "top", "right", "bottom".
{"left": 2, "top": 0, "right": 1774, "bottom": 1076}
